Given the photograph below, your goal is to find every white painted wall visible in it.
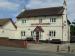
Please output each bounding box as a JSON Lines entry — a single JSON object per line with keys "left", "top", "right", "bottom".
{"left": 0, "top": 21, "right": 16, "bottom": 39}
{"left": 0, "top": 15, "right": 70, "bottom": 42}
{"left": 16, "top": 16, "right": 62, "bottom": 27}
{"left": 16, "top": 16, "right": 67, "bottom": 41}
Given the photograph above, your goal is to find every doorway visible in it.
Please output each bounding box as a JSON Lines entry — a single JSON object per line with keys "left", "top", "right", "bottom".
{"left": 36, "top": 32, "right": 39, "bottom": 43}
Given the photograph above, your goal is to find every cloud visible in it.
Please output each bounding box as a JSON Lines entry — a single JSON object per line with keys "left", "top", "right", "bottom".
{"left": 68, "top": 0, "right": 75, "bottom": 21}
{"left": 0, "top": 0, "right": 19, "bottom": 10}
{"left": 0, "top": 0, "right": 74, "bottom": 22}
{"left": 26, "top": 0, "right": 63, "bottom": 9}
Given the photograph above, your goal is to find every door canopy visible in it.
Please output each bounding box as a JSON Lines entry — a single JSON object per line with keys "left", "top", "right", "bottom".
{"left": 34, "top": 26, "right": 44, "bottom": 32}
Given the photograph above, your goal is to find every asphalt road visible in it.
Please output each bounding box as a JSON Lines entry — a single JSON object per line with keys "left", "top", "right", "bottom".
{"left": 0, "top": 46, "right": 75, "bottom": 56}
{"left": 0, "top": 48, "right": 75, "bottom": 56}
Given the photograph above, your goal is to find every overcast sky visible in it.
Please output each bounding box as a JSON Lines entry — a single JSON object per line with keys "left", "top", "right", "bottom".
{"left": 0, "top": 0, "right": 74, "bottom": 22}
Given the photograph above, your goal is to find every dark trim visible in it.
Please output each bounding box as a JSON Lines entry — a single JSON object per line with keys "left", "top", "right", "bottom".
{"left": 9, "top": 19, "right": 17, "bottom": 29}
{"left": 67, "top": 19, "right": 71, "bottom": 24}
{"left": 17, "top": 15, "right": 63, "bottom": 19}
{"left": 0, "top": 18, "right": 17, "bottom": 29}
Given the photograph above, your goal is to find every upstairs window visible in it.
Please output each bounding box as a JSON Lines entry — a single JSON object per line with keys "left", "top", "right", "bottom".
{"left": 53, "top": 18, "right": 56, "bottom": 22}
{"left": 21, "top": 31, "right": 25, "bottom": 36}
{"left": 50, "top": 18, "right": 56, "bottom": 23}
{"left": 50, "top": 18, "right": 51, "bottom": 22}
{"left": 52, "top": 18, "right": 54, "bottom": 22}
{"left": 22, "top": 19, "right": 26, "bottom": 23}
{"left": 39, "top": 18, "right": 42, "bottom": 23}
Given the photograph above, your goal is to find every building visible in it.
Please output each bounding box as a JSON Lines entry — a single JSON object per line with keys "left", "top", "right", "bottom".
{"left": 16, "top": 0, "right": 70, "bottom": 43}
{"left": 0, "top": 18, "right": 17, "bottom": 39}
{"left": 0, "top": 0, "right": 70, "bottom": 43}
{"left": 0, "top": 18, "right": 27, "bottom": 48}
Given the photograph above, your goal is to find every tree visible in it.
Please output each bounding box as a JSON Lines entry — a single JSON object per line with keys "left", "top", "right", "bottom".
{"left": 70, "top": 22, "right": 75, "bottom": 32}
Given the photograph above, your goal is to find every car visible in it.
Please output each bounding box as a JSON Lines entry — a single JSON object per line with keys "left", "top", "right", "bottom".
{"left": 50, "top": 39, "right": 61, "bottom": 44}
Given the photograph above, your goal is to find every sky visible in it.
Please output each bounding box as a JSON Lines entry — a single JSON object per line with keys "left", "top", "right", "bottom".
{"left": 0, "top": 0, "right": 75, "bottom": 22}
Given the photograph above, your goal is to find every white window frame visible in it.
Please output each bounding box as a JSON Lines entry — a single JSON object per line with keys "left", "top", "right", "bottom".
{"left": 22, "top": 19, "right": 26, "bottom": 23}
{"left": 49, "top": 31, "right": 56, "bottom": 37}
{"left": 21, "top": 31, "right": 25, "bottom": 36}
{"left": 50, "top": 17, "right": 56, "bottom": 23}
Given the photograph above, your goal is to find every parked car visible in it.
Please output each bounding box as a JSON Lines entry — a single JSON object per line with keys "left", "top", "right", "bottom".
{"left": 50, "top": 39, "right": 61, "bottom": 44}
{"left": 26, "top": 37, "right": 33, "bottom": 41}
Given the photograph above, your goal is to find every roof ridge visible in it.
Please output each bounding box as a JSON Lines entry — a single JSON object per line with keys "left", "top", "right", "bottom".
{"left": 25, "top": 6, "right": 64, "bottom": 11}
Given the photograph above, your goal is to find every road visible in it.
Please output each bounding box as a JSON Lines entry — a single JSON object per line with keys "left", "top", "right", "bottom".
{"left": 0, "top": 46, "right": 75, "bottom": 56}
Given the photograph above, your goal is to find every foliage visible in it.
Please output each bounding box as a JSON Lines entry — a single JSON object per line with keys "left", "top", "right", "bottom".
{"left": 70, "top": 21, "right": 75, "bottom": 32}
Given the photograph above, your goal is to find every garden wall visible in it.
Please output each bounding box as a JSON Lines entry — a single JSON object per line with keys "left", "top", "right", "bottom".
{"left": 0, "top": 37, "right": 27, "bottom": 48}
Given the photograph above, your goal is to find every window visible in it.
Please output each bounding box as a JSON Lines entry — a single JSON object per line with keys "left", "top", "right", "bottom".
{"left": 52, "top": 31, "right": 54, "bottom": 36}
{"left": 31, "top": 31, "right": 34, "bottom": 37}
{"left": 52, "top": 18, "right": 54, "bottom": 22}
{"left": 50, "top": 18, "right": 56, "bottom": 22}
{"left": 50, "top": 18, "right": 51, "bottom": 22}
{"left": 49, "top": 31, "right": 56, "bottom": 37}
{"left": 54, "top": 18, "right": 56, "bottom": 22}
{"left": 39, "top": 18, "right": 42, "bottom": 23}
{"left": 54, "top": 31, "right": 56, "bottom": 36}
{"left": 22, "top": 19, "right": 26, "bottom": 23}
{"left": 21, "top": 31, "right": 25, "bottom": 36}
{"left": 49, "top": 31, "right": 51, "bottom": 36}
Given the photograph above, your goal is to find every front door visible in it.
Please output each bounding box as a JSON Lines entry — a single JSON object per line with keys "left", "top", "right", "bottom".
{"left": 33, "top": 26, "right": 44, "bottom": 43}
{"left": 36, "top": 32, "right": 39, "bottom": 43}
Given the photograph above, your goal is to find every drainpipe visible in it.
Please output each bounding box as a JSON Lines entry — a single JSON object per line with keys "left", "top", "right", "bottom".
{"left": 62, "top": 16, "right": 63, "bottom": 44}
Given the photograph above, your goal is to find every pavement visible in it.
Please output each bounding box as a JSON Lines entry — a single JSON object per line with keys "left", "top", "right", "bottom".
{"left": 0, "top": 43, "right": 75, "bottom": 56}
{"left": 27, "top": 43, "right": 72, "bottom": 53}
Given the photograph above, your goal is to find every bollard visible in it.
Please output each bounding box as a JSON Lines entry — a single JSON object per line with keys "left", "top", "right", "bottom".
{"left": 68, "top": 45, "right": 70, "bottom": 52}
{"left": 57, "top": 45, "right": 59, "bottom": 52}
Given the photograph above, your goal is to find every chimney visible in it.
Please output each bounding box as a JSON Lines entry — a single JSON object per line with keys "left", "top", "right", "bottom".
{"left": 63, "top": 0, "right": 67, "bottom": 10}
{"left": 63, "top": 0, "right": 67, "bottom": 16}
